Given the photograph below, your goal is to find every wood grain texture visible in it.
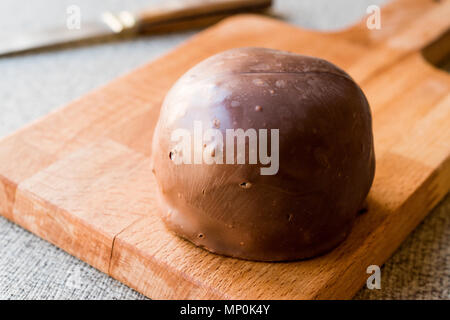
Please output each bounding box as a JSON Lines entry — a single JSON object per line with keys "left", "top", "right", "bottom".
{"left": 0, "top": 0, "right": 449, "bottom": 299}
{"left": 13, "top": 139, "right": 153, "bottom": 272}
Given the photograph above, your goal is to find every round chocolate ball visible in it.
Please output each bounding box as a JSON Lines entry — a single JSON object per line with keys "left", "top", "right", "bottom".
{"left": 151, "top": 47, "right": 375, "bottom": 261}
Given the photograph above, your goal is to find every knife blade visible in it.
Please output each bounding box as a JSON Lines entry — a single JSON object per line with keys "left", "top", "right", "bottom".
{"left": 0, "top": 0, "right": 272, "bottom": 57}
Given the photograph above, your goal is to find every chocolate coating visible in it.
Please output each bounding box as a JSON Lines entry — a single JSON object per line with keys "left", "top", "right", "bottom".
{"left": 151, "top": 47, "right": 375, "bottom": 261}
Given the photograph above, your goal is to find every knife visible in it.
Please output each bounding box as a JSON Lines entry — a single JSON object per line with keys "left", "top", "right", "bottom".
{"left": 0, "top": 0, "right": 272, "bottom": 57}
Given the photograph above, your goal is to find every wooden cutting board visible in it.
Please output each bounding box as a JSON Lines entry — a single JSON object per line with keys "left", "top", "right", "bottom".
{"left": 0, "top": 0, "right": 449, "bottom": 299}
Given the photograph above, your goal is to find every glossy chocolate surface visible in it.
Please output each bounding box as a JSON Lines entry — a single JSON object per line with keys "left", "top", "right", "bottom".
{"left": 151, "top": 47, "right": 375, "bottom": 261}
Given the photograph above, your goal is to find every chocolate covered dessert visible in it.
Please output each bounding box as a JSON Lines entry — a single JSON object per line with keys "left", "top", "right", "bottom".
{"left": 151, "top": 47, "right": 375, "bottom": 261}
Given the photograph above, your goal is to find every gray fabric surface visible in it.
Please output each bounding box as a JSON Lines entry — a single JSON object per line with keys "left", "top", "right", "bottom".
{"left": 0, "top": 0, "right": 448, "bottom": 300}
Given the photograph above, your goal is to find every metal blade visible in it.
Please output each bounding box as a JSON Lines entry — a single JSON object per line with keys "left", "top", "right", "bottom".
{"left": 0, "top": 20, "right": 134, "bottom": 57}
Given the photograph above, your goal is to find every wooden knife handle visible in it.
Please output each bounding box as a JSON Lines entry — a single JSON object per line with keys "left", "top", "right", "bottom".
{"left": 136, "top": 0, "right": 272, "bottom": 31}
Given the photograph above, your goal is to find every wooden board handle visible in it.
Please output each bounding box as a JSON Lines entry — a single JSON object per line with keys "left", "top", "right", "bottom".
{"left": 136, "top": 0, "right": 272, "bottom": 31}
{"left": 338, "top": 0, "right": 450, "bottom": 50}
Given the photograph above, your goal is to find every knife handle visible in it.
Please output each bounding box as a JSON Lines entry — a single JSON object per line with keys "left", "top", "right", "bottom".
{"left": 135, "top": 0, "right": 272, "bottom": 31}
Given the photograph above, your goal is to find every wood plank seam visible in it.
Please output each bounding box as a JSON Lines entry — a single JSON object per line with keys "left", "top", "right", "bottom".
{"left": 107, "top": 217, "right": 145, "bottom": 276}
{"left": 109, "top": 217, "right": 230, "bottom": 299}
{"left": 11, "top": 139, "right": 154, "bottom": 273}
